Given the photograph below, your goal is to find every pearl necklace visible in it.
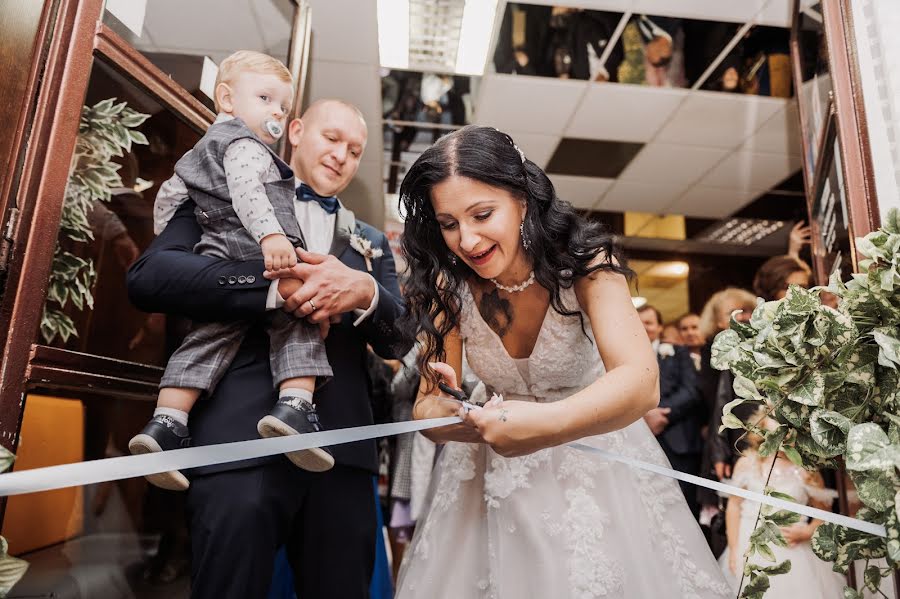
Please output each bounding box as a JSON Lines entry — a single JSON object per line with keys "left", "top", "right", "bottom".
{"left": 490, "top": 270, "right": 535, "bottom": 293}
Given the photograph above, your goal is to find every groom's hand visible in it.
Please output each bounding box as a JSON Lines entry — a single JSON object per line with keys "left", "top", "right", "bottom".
{"left": 265, "top": 248, "right": 375, "bottom": 323}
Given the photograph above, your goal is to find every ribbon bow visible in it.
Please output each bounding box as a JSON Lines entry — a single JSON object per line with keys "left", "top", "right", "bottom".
{"left": 296, "top": 183, "right": 339, "bottom": 215}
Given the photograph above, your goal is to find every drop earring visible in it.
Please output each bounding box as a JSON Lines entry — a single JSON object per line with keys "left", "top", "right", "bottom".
{"left": 520, "top": 221, "right": 531, "bottom": 250}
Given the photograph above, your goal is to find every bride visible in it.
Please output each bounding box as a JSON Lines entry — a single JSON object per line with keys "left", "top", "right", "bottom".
{"left": 395, "top": 125, "right": 730, "bottom": 598}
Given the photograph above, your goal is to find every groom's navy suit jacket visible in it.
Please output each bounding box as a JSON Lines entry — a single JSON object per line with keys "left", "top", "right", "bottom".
{"left": 126, "top": 201, "right": 410, "bottom": 475}
{"left": 657, "top": 346, "right": 703, "bottom": 456}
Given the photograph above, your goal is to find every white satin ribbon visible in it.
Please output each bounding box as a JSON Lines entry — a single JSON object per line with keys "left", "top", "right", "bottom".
{"left": 0, "top": 417, "right": 459, "bottom": 497}
{"left": 569, "top": 443, "right": 886, "bottom": 538}
{"left": 0, "top": 416, "right": 886, "bottom": 538}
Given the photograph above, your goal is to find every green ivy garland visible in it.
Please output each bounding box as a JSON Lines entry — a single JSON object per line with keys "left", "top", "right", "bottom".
{"left": 41, "top": 98, "right": 148, "bottom": 344}
{"left": 712, "top": 209, "right": 900, "bottom": 597}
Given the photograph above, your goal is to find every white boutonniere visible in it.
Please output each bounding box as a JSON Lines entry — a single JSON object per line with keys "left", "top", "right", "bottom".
{"left": 349, "top": 233, "right": 383, "bottom": 272}
{"left": 658, "top": 343, "right": 675, "bottom": 358}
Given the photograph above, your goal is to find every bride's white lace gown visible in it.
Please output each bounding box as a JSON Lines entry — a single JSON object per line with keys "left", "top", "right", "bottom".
{"left": 396, "top": 285, "right": 731, "bottom": 598}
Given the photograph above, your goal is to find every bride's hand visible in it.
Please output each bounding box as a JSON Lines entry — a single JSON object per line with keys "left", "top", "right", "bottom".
{"left": 413, "top": 362, "right": 485, "bottom": 444}
{"left": 463, "top": 398, "right": 565, "bottom": 458}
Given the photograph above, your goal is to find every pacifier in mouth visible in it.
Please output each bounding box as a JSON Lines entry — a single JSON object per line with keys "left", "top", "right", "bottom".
{"left": 264, "top": 119, "right": 284, "bottom": 139}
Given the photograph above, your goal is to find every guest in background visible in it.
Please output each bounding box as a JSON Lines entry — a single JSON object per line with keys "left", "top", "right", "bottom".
{"left": 661, "top": 322, "right": 683, "bottom": 345}
{"left": 698, "top": 288, "right": 758, "bottom": 481}
{"left": 387, "top": 345, "right": 421, "bottom": 582}
{"left": 696, "top": 288, "right": 758, "bottom": 555}
{"left": 638, "top": 305, "right": 704, "bottom": 517}
{"left": 677, "top": 312, "right": 705, "bottom": 371}
{"left": 753, "top": 255, "right": 812, "bottom": 302}
{"left": 619, "top": 15, "right": 686, "bottom": 87}
{"left": 721, "top": 411, "right": 844, "bottom": 598}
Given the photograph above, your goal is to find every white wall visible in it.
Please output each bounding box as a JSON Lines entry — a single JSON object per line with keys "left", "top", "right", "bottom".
{"left": 850, "top": 0, "right": 900, "bottom": 220}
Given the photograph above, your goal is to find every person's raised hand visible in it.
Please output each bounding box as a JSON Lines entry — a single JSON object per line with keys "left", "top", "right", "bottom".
{"left": 788, "top": 221, "right": 811, "bottom": 258}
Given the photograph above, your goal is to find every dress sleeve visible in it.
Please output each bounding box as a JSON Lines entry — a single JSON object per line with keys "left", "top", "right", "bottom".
{"left": 728, "top": 454, "right": 756, "bottom": 490}
{"left": 223, "top": 138, "right": 285, "bottom": 242}
{"left": 803, "top": 470, "right": 837, "bottom": 508}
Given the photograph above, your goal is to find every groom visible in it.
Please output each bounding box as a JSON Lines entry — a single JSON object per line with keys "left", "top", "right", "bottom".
{"left": 127, "top": 99, "right": 409, "bottom": 598}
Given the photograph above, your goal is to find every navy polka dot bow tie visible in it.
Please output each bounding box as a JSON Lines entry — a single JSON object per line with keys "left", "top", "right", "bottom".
{"left": 296, "top": 183, "right": 339, "bottom": 215}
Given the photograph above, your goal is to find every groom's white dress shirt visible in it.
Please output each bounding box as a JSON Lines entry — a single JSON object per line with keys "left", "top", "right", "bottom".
{"left": 264, "top": 178, "right": 378, "bottom": 326}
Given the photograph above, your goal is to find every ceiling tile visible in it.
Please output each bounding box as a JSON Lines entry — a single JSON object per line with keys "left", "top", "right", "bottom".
{"left": 547, "top": 138, "right": 644, "bottom": 177}
{"left": 597, "top": 181, "right": 688, "bottom": 213}
{"left": 739, "top": 100, "right": 802, "bottom": 156}
{"left": 656, "top": 91, "right": 788, "bottom": 149}
{"left": 506, "top": 132, "right": 561, "bottom": 169}
{"left": 306, "top": 0, "right": 379, "bottom": 65}
{"left": 565, "top": 84, "right": 688, "bottom": 142}
{"left": 632, "top": 0, "right": 767, "bottom": 23}
{"left": 756, "top": 0, "right": 819, "bottom": 27}
{"left": 699, "top": 150, "right": 802, "bottom": 191}
{"left": 474, "top": 74, "right": 588, "bottom": 135}
{"left": 142, "top": 0, "right": 263, "bottom": 55}
{"left": 549, "top": 175, "right": 615, "bottom": 210}
{"left": 249, "top": 1, "right": 294, "bottom": 52}
{"left": 619, "top": 143, "right": 728, "bottom": 185}
{"left": 518, "top": 0, "right": 633, "bottom": 12}
{"left": 668, "top": 186, "right": 763, "bottom": 218}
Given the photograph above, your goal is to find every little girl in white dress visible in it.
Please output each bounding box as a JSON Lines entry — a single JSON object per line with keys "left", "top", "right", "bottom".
{"left": 721, "top": 447, "right": 846, "bottom": 598}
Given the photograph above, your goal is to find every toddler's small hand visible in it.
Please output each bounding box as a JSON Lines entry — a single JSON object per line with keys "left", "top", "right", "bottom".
{"left": 261, "top": 234, "right": 297, "bottom": 271}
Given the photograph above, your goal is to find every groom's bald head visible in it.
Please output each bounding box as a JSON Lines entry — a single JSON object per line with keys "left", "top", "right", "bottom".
{"left": 288, "top": 99, "right": 368, "bottom": 197}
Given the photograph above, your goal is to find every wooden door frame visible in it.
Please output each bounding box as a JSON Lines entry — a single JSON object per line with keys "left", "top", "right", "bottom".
{"left": 0, "top": 0, "right": 309, "bottom": 484}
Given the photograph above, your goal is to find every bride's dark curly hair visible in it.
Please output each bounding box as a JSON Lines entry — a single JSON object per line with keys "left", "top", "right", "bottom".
{"left": 398, "top": 125, "right": 631, "bottom": 384}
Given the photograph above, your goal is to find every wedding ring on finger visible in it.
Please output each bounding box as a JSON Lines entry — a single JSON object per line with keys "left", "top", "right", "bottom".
{"left": 307, "top": 299, "right": 317, "bottom": 312}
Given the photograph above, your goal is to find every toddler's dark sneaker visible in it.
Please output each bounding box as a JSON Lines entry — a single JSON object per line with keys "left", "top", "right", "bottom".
{"left": 257, "top": 396, "right": 334, "bottom": 472}
{"left": 128, "top": 415, "right": 192, "bottom": 490}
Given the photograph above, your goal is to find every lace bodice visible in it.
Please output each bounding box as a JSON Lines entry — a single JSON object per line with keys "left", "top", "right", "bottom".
{"left": 398, "top": 283, "right": 732, "bottom": 599}
{"left": 459, "top": 284, "right": 604, "bottom": 402}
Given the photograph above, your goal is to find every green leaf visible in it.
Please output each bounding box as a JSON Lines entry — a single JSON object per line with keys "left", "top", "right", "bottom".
{"left": 782, "top": 445, "right": 804, "bottom": 467}
{"left": 864, "top": 564, "right": 883, "bottom": 593}
{"left": 0, "top": 448, "right": 14, "bottom": 474}
{"left": 734, "top": 375, "right": 764, "bottom": 400}
{"left": 842, "top": 587, "right": 863, "bottom": 599}
{"left": 756, "top": 542, "right": 776, "bottom": 562}
{"left": 846, "top": 423, "right": 900, "bottom": 471}
{"left": 739, "top": 571, "right": 770, "bottom": 599}
{"left": 768, "top": 509, "right": 802, "bottom": 527}
{"left": 711, "top": 329, "right": 743, "bottom": 370}
{"left": 812, "top": 523, "right": 841, "bottom": 561}
{"left": 767, "top": 490, "right": 796, "bottom": 502}
{"left": 873, "top": 329, "right": 900, "bottom": 369}
{"left": 0, "top": 536, "right": 28, "bottom": 597}
{"left": 129, "top": 129, "right": 148, "bottom": 145}
{"left": 753, "top": 559, "right": 791, "bottom": 575}
{"left": 810, "top": 409, "right": 852, "bottom": 456}
{"left": 850, "top": 467, "right": 898, "bottom": 512}
{"left": 886, "top": 507, "right": 900, "bottom": 563}
{"left": 759, "top": 425, "right": 787, "bottom": 457}
{"left": 787, "top": 371, "right": 825, "bottom": 406}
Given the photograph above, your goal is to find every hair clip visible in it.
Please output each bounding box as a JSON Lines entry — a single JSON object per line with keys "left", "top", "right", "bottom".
{"left": 513, "top": 143, "right": 526, "bottom": 164}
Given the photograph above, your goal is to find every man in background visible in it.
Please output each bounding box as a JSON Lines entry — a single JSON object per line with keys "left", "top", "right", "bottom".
{"left": 639, "top": 305, "right": 704, "bottom": 517}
